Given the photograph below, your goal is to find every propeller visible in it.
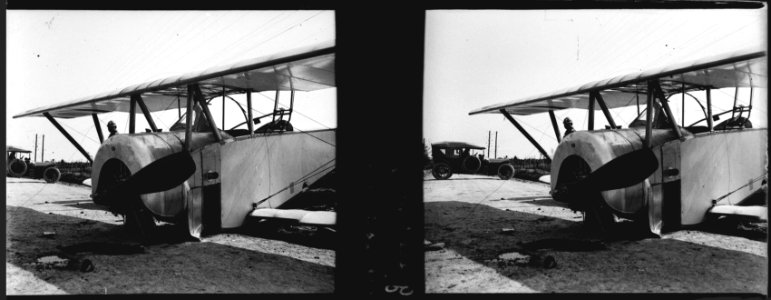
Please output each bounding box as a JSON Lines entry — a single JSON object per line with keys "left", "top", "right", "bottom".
{"left": 108, "top": 151, "right": 196, "bottom": 198}
{"left": 576, "top": 148, "right": 658, "bottom": 192}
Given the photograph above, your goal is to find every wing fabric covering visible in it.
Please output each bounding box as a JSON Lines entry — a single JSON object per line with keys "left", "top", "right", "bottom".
{"left": 14, "top": 41, "right": 335, "bottom": 119}
{"left": 470, "top": 49, "right": 766, "bottom": 116}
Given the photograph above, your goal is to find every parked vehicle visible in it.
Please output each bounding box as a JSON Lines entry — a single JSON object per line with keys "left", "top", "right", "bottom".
{"left": 430, "top": 141, "right": 515, "bottom": 180}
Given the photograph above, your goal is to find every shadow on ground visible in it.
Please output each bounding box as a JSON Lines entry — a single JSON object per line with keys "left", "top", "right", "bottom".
{"left": 6, "top": 205, "right": 334, "bottom": 294}
{"left": 425, "top": 201, "right": 767, "bottom": 293}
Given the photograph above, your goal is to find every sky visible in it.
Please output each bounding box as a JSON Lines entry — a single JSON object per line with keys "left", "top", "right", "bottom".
{"left": 6, "top": 10, "right": 336, "bottom": 162}
{"left": 424, "top": 8, "right": 768, "bottom": 159}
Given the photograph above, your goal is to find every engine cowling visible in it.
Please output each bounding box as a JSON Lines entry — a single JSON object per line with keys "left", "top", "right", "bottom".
{"left": 552, "top": 128, "right": 648, "bottom": 215}
{"left": 91, "top": 131, "right": 217, "bottom": 218}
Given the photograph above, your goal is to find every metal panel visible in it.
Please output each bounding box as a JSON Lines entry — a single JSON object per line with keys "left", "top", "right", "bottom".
{"left": 219, "top": 129, "right": 336, "bottom": 228}
{"left": 679, "top": 129, "right": 767, "bottom": 225}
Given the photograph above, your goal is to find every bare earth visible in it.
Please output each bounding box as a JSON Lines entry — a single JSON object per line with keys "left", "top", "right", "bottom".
{"left": 6, "top": 178, "right": 334, "bottom": 294}
{"left": 424, "top": 174, "right": 767, "bottom": 293}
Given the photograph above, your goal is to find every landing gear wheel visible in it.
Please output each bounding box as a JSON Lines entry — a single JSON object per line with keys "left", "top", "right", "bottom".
{"left": 104, "top": 161, "right": 157, "bottom": 243}
{"left": 497, "top": 164, "right": 515, "bottom": 180}
{"left": 431, "top": 163, "right": 453, "bottom": 180}
{"left": 557, "top": 157, "right": 618, "bottom": 237}
{"left": 124, "top": 196, "right": 158, "bottom": 244}
{"left": 582, "top": 193, "right": 618, "bottom": 237}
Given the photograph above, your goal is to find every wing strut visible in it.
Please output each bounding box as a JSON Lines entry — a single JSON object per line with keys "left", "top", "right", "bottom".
{"left": 650, "top": 80, "right": 683, "bottom": 139}
{"left": 92, "top": 114, "right": 104, "bottom": 143}
{"left": 129, "top": 95, "right": 136, "bottom": 134}
{"left": 500, "top": 109, "right": 551, "bottom": 162}
{"left": 134, "top": 94, "right": 158, "bottom": 132}
{"left": 548, "top": 109, "right": 561, "bottom": 143}
{"left": 587, "top": 94, "right": 595, "bottom": 130}
{"left": 184, "top": 85, "right": 195, "bottom": 151}
{"left": 592, "top": 91, "right": 617, "bottom": 129}
{"left": 192, "top": 84, "right": 222, "bottom": 142}
{"left": 246, "top": 90, "right": 255, "bottom": 135}
{"left": 43, "top": 112, "right": 93, "bottom": 163}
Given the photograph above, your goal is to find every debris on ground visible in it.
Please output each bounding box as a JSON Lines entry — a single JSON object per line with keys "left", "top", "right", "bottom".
{"left": 500, "top": 228, "right": 516, "bottom": 235}
{"left": 41, "top": 231, "right": 56, "bottom": 238}
{"left": 493, "top": 251, "right": 557, "bottom": 269}
{"left": 35, "top": 255, "right": 95, "bottom": 273}
{"left": 58, "top": 242, "right": 146, "bottom": 255}
{"left": 425, "top": 242, "right": 445, "bottom": 251}
{"left": 518, "top": 238, "right": 607, "bottom": 252}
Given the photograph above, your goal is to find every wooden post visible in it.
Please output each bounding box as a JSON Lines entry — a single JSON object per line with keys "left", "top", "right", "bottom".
{"left": 494, "top": 131, "right": 498, "bottom": 159}
{"left": 41, "top": 135, "right": 45, "bottom": 162}
{"left": 34, "top": 134, "right": 38, "bottom": 162}
{"left": 487, "top": 131, "right": 491, "bottom": 157}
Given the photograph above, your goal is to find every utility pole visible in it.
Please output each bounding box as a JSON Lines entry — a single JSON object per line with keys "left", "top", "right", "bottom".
{"left": 41, "top": 134, "right": 45, "bottom": 162}
{"left": 34, "top": 134, "right": 38, "bottom": 162}
{"left": 487, "top": 131, "right": 491, "bottom": 157}
{"left": 494, "top": 131, "right": 498, "bottom": 159}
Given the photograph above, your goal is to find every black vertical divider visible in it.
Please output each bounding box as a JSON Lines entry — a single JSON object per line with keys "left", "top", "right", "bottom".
{"left": 335, "top": 9, "right": 425, "bottom": 295}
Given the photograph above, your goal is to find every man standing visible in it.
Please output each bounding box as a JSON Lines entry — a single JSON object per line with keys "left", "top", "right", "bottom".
{"left": 107, "top": 121, "right": 118, "bottom": 138}
{"left": 563, "top": 117, "right": 575, "bottom": 137}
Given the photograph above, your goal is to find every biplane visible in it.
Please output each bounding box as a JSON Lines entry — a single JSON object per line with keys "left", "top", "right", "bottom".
{"left": 14, "top": 41, "right": 337, "bottom": 239}
{"left": 469, "top": 49, "right": 767, "bottom": 235}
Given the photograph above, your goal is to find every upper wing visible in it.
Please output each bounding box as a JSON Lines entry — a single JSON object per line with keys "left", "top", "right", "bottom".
{"left": 14, "top": 41, "right": 335, "bottom": 119}
{"left": 469, "top": 49, "right": 766, "bottom": 116}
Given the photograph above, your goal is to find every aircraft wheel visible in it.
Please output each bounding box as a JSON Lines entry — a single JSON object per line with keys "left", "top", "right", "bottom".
{"left": 582, "top": 193, "right": 618, "bottom": 237}
{"left": 431, "top": 163, "right": 453, "bottom": 180}
{"left": 124, "top": 196, "right": 158, "bottom": 244}
{"left": 43, "top": 167, "right": 61, "bottom": 183}
{"left": 461, "top": 156, "right": 482, "bottom": 173}
{"left": 7, "top": 158, "right": 27, "bottom": 177}
{"left": 497, "top": 164, "right": 515, "bottom": 180}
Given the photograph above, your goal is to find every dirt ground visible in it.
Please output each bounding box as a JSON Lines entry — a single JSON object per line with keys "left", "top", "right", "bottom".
{"left": 424, "top": 174, "right": 768, "bottom": 293}
{"left": 6, "top": 178, "right": 335, "bottom": 294}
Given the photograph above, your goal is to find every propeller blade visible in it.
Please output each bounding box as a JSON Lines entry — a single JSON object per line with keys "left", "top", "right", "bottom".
{"left": 580, "top": 148, "right": 658, "bottom": 192}
{"left": 114, "top": 151, "right": 196, "bottom": 196}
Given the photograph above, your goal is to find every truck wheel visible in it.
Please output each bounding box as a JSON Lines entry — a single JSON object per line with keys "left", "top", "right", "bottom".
{"left": 7, "top": 159, "right": 27, "bottom": 177}
{"left": 461, "top": 156, "right": 482, "bottom": 173}
{"left": 497, "top": 164, "right": 515, "bottom": 180}
{"left": 431, "top": 163, "right": 453, "bottom": 180}
{"left": 43, "top": 167, "right": 61, "bottom": 183}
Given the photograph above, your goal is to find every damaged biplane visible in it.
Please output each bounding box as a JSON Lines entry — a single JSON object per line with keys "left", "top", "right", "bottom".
{"left": 14, "top": 41, "right": 337, "bottom": 240}
{"left": 470, "top": 49, "right": 767, "bottom": 235}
